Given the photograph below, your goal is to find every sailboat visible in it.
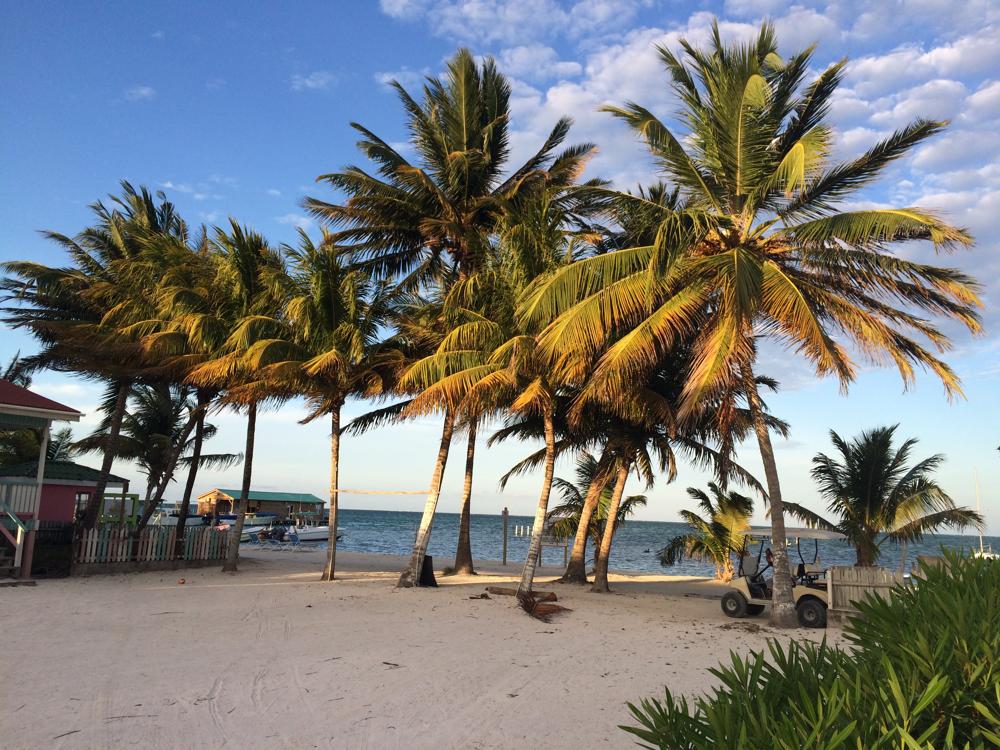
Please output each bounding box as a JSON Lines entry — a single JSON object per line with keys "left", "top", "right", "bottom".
{"left": 972, "top": 470, "right": 998, "bottom": 561}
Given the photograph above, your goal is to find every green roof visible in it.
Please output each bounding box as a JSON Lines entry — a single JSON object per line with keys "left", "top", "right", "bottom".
{"left": 211, "top": 488, "right": 324, "bottom": 505}
{"left": 0, "top": 460, "right": 128, "bottom": 484}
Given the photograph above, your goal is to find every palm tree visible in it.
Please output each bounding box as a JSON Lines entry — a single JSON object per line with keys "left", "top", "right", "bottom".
{"left": 547, "top": 451, "right": 647, "bottom": 564}
{"left": 249, "top": 231, "right": 397, "bottom": 581}
{"left": 74, "top": 383, "right": 237, "bottom": 530}
{"left": 519, "top": 23, "right": 981, "bottom": 625}
{"left": 785, "top": 426, "right": 982, "bottom": 566}
{"left": 2, "top": 352, "right": 32, "bottom": 387}
{"left": 1, "top": 182, "right": 189, "bottom": 528}
{"left": 307, "top": 48, "right": 603, "bottom": 587}
{"left": 185, "top": 221, "right": 286, "bottom": 573}
{"left": 659, "top": 484, "right": 753, "bottom": 581}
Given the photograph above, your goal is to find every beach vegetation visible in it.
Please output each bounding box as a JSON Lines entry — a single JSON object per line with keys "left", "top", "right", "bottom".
{"left": 621, "top": 552, "right": 1000, "bottom": 748}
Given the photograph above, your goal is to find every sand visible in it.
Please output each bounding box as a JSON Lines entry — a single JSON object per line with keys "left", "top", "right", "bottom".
{"left": 0, "top": 549, "right": 837, "bottom": 749}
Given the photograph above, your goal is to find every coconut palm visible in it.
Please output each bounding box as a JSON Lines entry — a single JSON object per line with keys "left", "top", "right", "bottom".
{"left": 659, "top": 483, "right": 753, "bottom": 581}
{"left": 1, "top": 182, "right": 188, "bottom": 528}
{"left": 784, "top": 426, "right": 982, "bottom": 566}
{"left": 184, "top": 221, "right": 286, "bottom": 573}
{"left": 399, "top": 178, "right": 605, "bottom": 593}
{"left": 306, "top": 48, "right": 597, "bottom": 287}
{"left": 74, "top": 383, "right": 237, "bottom": 529}
{"left": 307, "top": 48, "right": 604, "bottom": 587}
{"left": 547, "top": 451, "right": 647, "bottom": 564}
{"left": 2, "top": 352, "right": 32, "bottom": 387}
{"left": 243, "top": 231, "right": 397, "bottom": 581}
{"left": 519, "top": 23, "right": 981, "bottom": 625}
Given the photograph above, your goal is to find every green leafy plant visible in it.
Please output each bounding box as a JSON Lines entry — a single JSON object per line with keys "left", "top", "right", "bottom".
{"left": 621, "top": 551, "right": 1000, "bottom": 748}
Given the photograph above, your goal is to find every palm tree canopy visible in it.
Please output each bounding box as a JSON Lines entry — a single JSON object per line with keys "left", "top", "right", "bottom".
{"left": 306, "top": 48, "right": 602, "bottom": 287}
{"left": 74, "top": 383, "right": 238, "bottom": 492}
{"left": 518, "top": 21, "right": 982, "bottom": 416}
{"left": 1, "top": 182, "right": 189, "bottom": 381}
{"left": 659, "top": 482, "right": 753, "bottom": 574}
{"left": 784, "top": 425, "right": 982, "bottom": 563}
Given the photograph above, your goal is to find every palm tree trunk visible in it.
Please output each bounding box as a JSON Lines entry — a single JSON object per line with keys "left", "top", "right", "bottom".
{"left": 557, "top": 459, "right": 610, "bottom": 584}
{"left": 591, "top": 463, "right": 629, "bottom": 593}
{"left": 322, "top": 404, "right": 342, "bottom": 581}
{"left": 452, "top": 419, "right": 478, "bottom": 576}
{"left": 222, "top": 402, "right": 256, "bottom": 573}
{"left": 133, "top": 411, "right": 200, "bottom": 534}
{"left": 740, "top": 363, "right": 796, "bottom": 628}
{"left": 398, "top": 409, "right": 456, "bottom": 587}
{"left": 173, "top": 391, "right": 209, "bottom": 560}
{"left": 516, "top": 407, "right": 557, "bottom": 597}
{"left": 81, "top": 378, "right": 132, "bottom": 529}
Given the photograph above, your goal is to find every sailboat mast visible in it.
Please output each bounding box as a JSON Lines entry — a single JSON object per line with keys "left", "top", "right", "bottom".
{"left": 975, "top": 469, "right": 984, "bottom": 554}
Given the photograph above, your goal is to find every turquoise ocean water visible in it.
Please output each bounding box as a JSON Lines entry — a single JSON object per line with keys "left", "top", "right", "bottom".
{"left": 319, "top": 508, "right": 998, "bottom": 576}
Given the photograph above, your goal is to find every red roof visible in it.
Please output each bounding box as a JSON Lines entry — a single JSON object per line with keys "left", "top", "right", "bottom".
{"left": 0, "top": 379, "right": 82, "bottom": 415}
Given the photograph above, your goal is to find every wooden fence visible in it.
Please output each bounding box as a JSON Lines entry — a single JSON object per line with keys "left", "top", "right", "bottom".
{"left": 827, "top": 566, "right": 906, "bottom": 616}
{"left": 76, "top": 524, "right": 229, "bottom": 564}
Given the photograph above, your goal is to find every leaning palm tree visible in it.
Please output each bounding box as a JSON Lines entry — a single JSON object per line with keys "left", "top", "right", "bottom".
{"left": 185, "top": 221, "right": 286, "bottom": 573}
{"left": 1, "top": 182, "right": 189, "bottom": 528}
{"left": 547, "top": 451, "right": 647, "bottom": 568}
{"left": 659, "top": 483, "right": 753, "bottom": 581}
{"left": 785, "top": 426, "right": 981, "bottom": 566}
{"left": 74, "top": 383, "right": 237, "bottom": 531}
{"left": 519, "top": 23, "right": 981, "bottom": 625}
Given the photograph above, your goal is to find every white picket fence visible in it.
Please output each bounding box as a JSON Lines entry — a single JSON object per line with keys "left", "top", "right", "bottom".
{"left": 76, "top": 524, "right": 229, "bottom": 564}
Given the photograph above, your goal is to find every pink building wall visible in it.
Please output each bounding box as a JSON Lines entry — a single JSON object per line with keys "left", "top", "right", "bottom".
{"left": 37, "top": 484, "right": 84, "bottom": 523}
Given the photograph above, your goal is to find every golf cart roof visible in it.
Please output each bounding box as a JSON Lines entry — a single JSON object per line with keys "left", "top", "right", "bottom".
{"left": 747, "top": 526, "right": 846, "bottom": 541}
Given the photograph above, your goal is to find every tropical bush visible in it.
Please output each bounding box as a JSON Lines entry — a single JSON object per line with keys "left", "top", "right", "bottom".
{"left": 621, "top": 552, "right": 1000, "bottom": 748}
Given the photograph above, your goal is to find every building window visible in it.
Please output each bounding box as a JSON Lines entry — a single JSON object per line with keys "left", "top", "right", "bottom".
{"left": 75, "top": 491, "right": 91, "bottom": 519}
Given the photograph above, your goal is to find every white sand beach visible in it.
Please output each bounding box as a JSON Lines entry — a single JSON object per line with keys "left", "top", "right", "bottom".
{"left": 0, "top": 551, "right": 838, "bottom": 750}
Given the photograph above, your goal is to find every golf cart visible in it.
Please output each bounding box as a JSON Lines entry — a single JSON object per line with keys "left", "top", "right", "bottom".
{"left": 721, "top": 526, "right": 845, "bottom": 628}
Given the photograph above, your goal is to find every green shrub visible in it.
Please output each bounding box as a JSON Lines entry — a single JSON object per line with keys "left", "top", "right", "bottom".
{"left": 621, "top": 552, "right": 1000, "bottom": 749}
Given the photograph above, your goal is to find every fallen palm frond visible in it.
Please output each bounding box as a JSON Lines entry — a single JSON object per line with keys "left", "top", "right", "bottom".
{"left": 516, "top": 590, "right": 572, "bottom": 623}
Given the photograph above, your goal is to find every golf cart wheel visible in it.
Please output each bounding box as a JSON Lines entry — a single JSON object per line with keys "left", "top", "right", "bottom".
{"left": 721, "top": 591, "right": 749, "bottom": 618}
{"left": 796, "top": 597, "right": 827, "bottom": 628}
{"left": 746, "top": 604, "right": 766, "bottom": 616}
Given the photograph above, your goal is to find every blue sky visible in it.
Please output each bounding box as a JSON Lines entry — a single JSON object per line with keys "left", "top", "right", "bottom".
{"left": 2, "top": 1, "right": 998, "bottom": 531}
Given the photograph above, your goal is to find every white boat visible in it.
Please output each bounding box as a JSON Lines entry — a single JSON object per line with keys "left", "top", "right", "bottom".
{"left": 291, "top": 525, "right": 344, "bottom": 542}
{"left": 148, "top": 502, "right": 204, "bottom": 527}
{"left": 973, "top": 471, "right": 997, "bottom": 560}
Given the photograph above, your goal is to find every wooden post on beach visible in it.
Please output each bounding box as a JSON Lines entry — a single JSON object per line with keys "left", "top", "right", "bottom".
{"left": 501, "top": 507, "right": 508, "bottom": 566}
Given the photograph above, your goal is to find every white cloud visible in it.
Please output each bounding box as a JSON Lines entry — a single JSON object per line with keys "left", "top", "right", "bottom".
{"left": 267, "top": 188, "right": 282, "bottom": 197}
{"left": 848, "top": 29, "right": 1000, "bottom": 97}
{"left": 276, "top": 213, "right": 314, "bottom": 230}
{"left": 379, "top": 0, "right": 428, "bottom": 19}
{"left": 375, "top": 66, "right": 430, "bottom": 89}
{"left": 499, "top": 45, "right": 582, "bottom": 81}
{"left": 124, "top": 85, "right": 156, "bottom": 102}
{"left": 964, "top": 81, "right": 1000, "bottom": 120}
{"left": 205, "top": 77, "right": 226, "bottom": 90}
{"left": 290, "top": 70, "right": 337, "bottom": 91}
{"left": 869, "top": 79, "right": 967, "bottom": 128}
{"left": 159, "top": 180, "right": 193, "bottom": 193}
{"left": 378, "top": 0, "right": 652, "bottom": 44}
{"left": 151, "top": 30, "right": 165, "bottom": 40}
{"left": 771, "top": 6, "right": 840, "bottom": 50}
